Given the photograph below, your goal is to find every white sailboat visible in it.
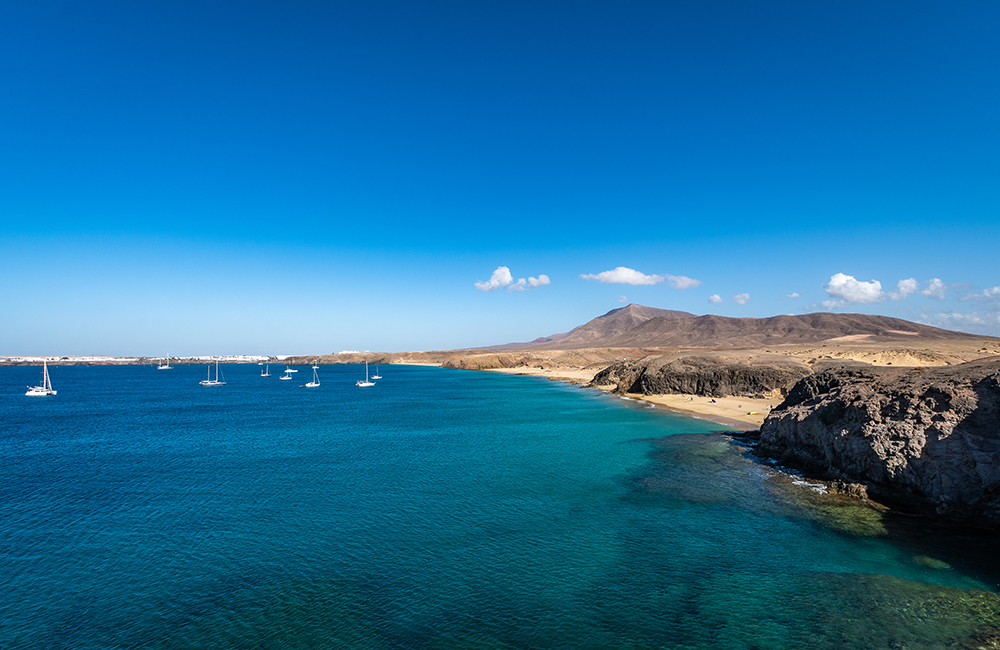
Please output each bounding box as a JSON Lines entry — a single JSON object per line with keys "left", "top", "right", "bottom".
{"left": 25, "top": 361, "right": 57, "bottom": 396}
{"left": 370, "top": 365, "right": 382, "bottom": 380}
{"left": 305, "top": 365, "right": 320, "bottom": 388}
{"left": 199, "top": 361, "right": 226, "bottom": 386}
{"left": 261, "top": 363, "right": 271, "bottom": 377}
{"left": 157, "top": 355, "right": 173, "bottom": 370}
{"left": 280, "top": 367, "right": 297, "bottom": 381}
{"left": 356, "top": 361, "right": 375, "bottom": 387}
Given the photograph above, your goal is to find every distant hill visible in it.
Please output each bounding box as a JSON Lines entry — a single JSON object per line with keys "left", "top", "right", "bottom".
{"left": 483, "top": 304, "right": 696, "bottom": 350}
{"left": 516, "top": 305, "right": 982, "bottom": 350}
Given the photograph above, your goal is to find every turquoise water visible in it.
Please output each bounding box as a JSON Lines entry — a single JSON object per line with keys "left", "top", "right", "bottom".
{"left": 2, "top": 364, "right": 998, "bottom": 649}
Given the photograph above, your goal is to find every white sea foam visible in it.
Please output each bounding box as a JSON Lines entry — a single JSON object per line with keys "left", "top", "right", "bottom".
{"left": 792, "top": 479, "right": 828, "bottom": 494}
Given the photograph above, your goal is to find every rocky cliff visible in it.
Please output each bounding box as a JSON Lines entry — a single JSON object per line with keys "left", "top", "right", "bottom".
{"left": 591, "top": 355, "right": 811, "bottom": 398}
{"left": 757, "top": 358, "right": 1000, "bottom": 529}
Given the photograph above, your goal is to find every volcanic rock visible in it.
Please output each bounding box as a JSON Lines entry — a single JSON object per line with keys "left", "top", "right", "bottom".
{"left": 757, "top": 358, "right": 1000, "bottom": 528}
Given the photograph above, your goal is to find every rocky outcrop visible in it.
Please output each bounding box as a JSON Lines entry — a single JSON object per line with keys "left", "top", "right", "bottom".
{"left": 757, "top": 358, "right": 1000, "bottom": 529}
{"left": 441, "top": 354, "right": 538, "bottom": 371}
{"left": 591, "top": 355, "right": 811, "bottom": 398}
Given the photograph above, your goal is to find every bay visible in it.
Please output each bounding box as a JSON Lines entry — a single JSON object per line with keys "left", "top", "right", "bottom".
{"left": 2, "top": 364, "right": 998, "bottom": 649}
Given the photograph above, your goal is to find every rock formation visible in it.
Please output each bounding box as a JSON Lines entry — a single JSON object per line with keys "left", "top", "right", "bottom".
{"left": 757, "top": 359, "right": 1000, "bottom": 529}
{"left": 592, "top": 354, "right": 812, "bottom": 398}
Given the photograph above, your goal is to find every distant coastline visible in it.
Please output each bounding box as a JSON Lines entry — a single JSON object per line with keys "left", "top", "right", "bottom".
{"left": 0, "top": 355, "right": 273, "bottom": 366}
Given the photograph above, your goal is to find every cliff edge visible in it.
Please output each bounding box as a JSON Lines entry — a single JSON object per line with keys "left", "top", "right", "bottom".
{"left": 757, "top": 358, "right": 1000, "bottom": 529}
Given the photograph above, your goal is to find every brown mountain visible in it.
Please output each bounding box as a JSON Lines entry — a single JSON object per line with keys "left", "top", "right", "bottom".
{"left": 522, "top": 305, "right": 982, "bottom": 350}
{"left": 484, "top": 304, "right": 695, "bottom": 350}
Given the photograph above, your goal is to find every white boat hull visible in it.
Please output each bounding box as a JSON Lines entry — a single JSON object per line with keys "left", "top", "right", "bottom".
{"left": 200, "top": 361, "right": 225, "bottom": 387}
{"left": 26, "top": 361, "right": 56, "bottom": 396}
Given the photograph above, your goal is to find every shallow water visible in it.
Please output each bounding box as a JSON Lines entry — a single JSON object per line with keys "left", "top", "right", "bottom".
{"left": 2, "top": 364, "right": 998, "bottom": 649}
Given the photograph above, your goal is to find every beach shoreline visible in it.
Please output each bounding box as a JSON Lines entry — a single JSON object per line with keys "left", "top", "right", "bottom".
{"left": 480, "top": 366, "right": 775, "bottom": 429}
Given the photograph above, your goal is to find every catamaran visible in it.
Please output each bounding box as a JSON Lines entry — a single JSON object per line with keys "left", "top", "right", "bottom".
{"left": 280, "top": 367, "right": 297, "bottom": 381}
{"left": 157, "top": 355, "right": 173, "bottom": 370}
{"left": 370, "top": 365, "right": 382, "bottom": 380}
{"left": 305, "top": 365, "right": 320, "bottom": 388}
{"left": 25, "top": 361, "right": 57, "bottom": 396}
{"left": 356, "top": 361, "right": 375, "bottom": 387}
{"left": 199, "top": 361, "right": 226, "bottom": 386}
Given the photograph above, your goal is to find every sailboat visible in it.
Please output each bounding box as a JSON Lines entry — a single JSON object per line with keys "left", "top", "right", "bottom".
{"left": 356, "top": 361, "right": 375, "bottom": 387}
{"left": 280, "top": 367, "right": 297, "bottom": 381}
{"left": 199, "top": 361, "right": 226, "bottom": 386}
{"left": 305, "top": 365, "right": 320, "bottom": 388}
{"left": 260, "top": 363, "right": 271, "bottom": 377}
{"left": 157, "top": 355, "right": 173, "bottom": 370}
{"left": 25, "top": 361, "right": 57, "bottom": 396}
{"left": 370, "top": 365, "right": 382, "bottom": 380}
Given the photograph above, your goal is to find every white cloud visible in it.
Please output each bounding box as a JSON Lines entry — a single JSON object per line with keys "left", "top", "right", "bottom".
{"left": 578, "top": 267, "right": 700, "bottom": 288}
{"left": 708, "top": 294, "right": 723, "bottom": 304}
{"left": 476, "top": 267, "right": 550, "bottom": 293}
{"left": 665, "top": 274, "right": 702, "bottom": 290}
{"left": 733, "top": 293, "right": 750, "bottom": 305}
{"left": 475, "top": 266, "right": 514, "bottom": 292}
{"left": 887, "top": 278, "right": 918, "bottom": 300}
{"left": 787, "top": 292, "right": 800, "bottom": 299}
{"left": 825, "top": 273, "right": 884, "bottom": 305}
{"left": 922, "top": 278, "right": 948, "bottom": 300}
{"left": 960, "top": 286, "right": 1000, "bottom": 303}
{"left": 580, "top": 267, "right": 664, "bottom": 285}
{"left": 824, "top": 272, "right": 921, "bottom": 307}
{"left": 920, "top": 308, "right": 1000, "bottom": 336}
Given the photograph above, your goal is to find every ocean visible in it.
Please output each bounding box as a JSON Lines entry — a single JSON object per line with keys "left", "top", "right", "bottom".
{"left": 2, "top": 363, "right": 998, "bottom": 649}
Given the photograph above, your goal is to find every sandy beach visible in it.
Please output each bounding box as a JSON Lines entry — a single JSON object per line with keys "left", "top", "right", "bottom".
{"left": 627, "top": 393, "right": 778, "bottom": 428}
{"left": 481, "top": 366, "right": 776, "bottom": 429}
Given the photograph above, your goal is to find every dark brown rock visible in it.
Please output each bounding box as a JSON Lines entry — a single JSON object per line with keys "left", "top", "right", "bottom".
{"left": 591, "top": 355, "right": 811, "bottom": 398}
{"left": 758, "top": 358, "right": 1000, "bottom": 528}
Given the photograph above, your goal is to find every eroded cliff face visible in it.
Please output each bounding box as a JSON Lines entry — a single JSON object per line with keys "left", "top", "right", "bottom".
{"left": 758, "top": 359, "right": 1000, "bottom": 528}
{"left": 591, "top": 355, "right": 811, "bottom": 398}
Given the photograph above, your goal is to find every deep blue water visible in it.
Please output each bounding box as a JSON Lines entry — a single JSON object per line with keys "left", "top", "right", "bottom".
{"left": 2, "top": 364, "right": 998, "bottom": 649}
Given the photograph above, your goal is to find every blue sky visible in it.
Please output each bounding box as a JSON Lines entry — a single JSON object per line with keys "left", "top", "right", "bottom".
{"left": 3, "top": 1, "right": 999, "bottom": 356}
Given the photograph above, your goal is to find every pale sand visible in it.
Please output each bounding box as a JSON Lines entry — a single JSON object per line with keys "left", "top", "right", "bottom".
{"left": 482, "top": 366, "right": 777, "bottom": 428}
{"left": 483, "top": 367, "right": 599, "bottom": 382}
{"left": 627, "top": 393, "right": 779, "bottom": 429}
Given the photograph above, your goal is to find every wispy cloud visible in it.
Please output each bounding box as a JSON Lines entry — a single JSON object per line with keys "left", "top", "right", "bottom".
{"left": 475, "top": 266, "right": 550, "bottom": 293}
{"left": 665, "top": 275, "right": 702, "bottom": 290}
{"left": 579, "top": 267, "right": 701, "bottom": 288}
{"left": 733, "top": 293, "right": 750, "bottom": 305}
{"left": 580, "top": 267, "right": 664, "bottom": 285}
{"left": 708, "top": 294, "right": 723, "bottom": 304}
{"left": 786, "top": 292, "right": 801, "bottom": 299}
{"left": 921, "top": 278, "right": 949, "bottom": 300}
{"left": 920, "top": 308, "right": 1000, "bottom": 334}
{"left": 822, "top": 273, "right": 918, "bottom": 308}
{"left": 959, "top": 286, "right": 1000, "bottom": 303}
